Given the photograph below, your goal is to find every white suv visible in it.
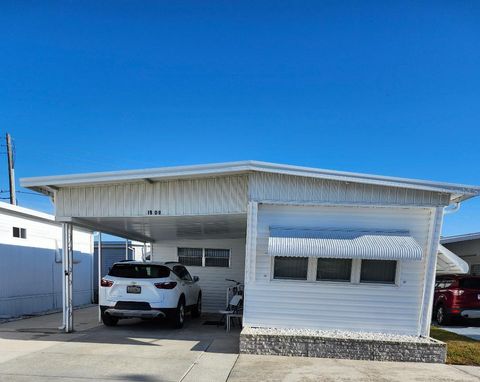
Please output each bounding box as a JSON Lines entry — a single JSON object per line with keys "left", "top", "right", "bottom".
{"left": 99, "top": 261, "right": 202, "bottom": 328}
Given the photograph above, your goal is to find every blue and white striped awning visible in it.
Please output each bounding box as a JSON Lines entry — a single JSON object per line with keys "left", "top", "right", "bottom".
{"left": 268, "top": 228, "right": 424, "bottom": 261}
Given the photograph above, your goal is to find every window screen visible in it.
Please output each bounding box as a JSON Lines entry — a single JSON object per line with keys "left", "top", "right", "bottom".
{"left": 273, "top": 257, "right": 308, "bottom": 280}
{"left": 205, "top": 249, "right": 230, "bottom": 267}
{"left": 317, "top": 258, "right": 352, "bottom": 282}
{"left": 178, "top": 248, "right": 203, "bottom": 266}
{"left": 360, "top": 260, "right": 397, "bottom": 284}
{"left": 471, "top": 264, "right": 480, "bottom": 276}
{"left": 13, "top": 227, "right": 26, "bottom": 239}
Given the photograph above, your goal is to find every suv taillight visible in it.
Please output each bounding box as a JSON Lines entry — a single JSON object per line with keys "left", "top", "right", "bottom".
{"left": 101, "top": 278, "right": 113, "bottom": 287}
{"left": 154, "top": 281, "right": 177, "bottom": 289}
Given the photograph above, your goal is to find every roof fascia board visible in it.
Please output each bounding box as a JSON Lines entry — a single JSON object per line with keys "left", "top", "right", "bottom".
{"left": 20, "top": 160, "right": 480, "bottom": 201}
{"left": 441, "top": 232, "right": 480, "bottom": 244}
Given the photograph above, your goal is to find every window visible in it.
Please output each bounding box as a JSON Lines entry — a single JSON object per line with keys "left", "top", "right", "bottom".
{"left": 471, "top": 264, "right": 480, "bottom": 276}
{"left": 108, "top": 264, "right": 170, "bottom": 278}
{"left": 13, "top": 227, "right": 26, "bottom": 239}
{"left": 360, "top": 260, "right": 397, "bottom": 284}
{"left": 173, "top": 265, "right": 193, "bottom": 281}
{"left": 205, "top": 249, "right": 230, "bottom": 267}
{"left": 317, "top": 258, "right": 352, "bottom": 282}
{"left": 178, "top": 247, "right": 230, "bottom": 267}
{"left": 178, "top": 248, "right": 203, "bottom": 266}
{"left": 273, "top": 257, "right": 308, "bottom": 280}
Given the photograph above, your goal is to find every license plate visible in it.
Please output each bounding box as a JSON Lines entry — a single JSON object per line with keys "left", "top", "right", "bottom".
{"left": 127, "top": 285, "right": 141, "bottom": 294}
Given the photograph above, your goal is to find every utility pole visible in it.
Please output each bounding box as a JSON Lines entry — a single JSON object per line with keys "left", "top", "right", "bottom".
{"left": 6, "top": 133, "right": 16, "bottom": 205}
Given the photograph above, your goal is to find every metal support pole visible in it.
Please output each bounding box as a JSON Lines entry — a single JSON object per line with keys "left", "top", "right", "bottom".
{"left": 98, "top": 232, "right": 102, "bottom": 323}
{"left": 62, "top": 223, "right": 74, "bottom": 333}
{"left": 142, "top": 242, "right": 147, "bottom": 262}
{"left": 125, "top": 239, "right": 129, "bottom": 260}
{"left": 6, "top": 133, "right": 16, "bottom": 205}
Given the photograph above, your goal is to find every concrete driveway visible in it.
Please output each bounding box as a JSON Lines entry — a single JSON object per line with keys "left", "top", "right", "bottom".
{"left": 1, "top": 306, "right": 479, "bottom": 382}
{"left": 438, "top": 324, "right": 480, "bottom": 341}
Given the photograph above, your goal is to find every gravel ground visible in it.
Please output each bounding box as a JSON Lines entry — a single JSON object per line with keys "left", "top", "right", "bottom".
{"left": 242, "top": 326, "right": 435, "bottom": 343}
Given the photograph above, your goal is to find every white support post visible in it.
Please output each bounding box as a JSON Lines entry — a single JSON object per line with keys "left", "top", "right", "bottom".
{"left": 125, "top": 239, "right": 129, "bottom": 260}
{"left": 62, "top": 223, "right": 74, "bottom": 333}
{"left": 243, "top": 201, "right": 258, "bottom": 326}
{"left": 419, "top": 207, "right": 444, "bottom": 336}
{"left": 98, "top": 232, "right": 102, "bottom": 323}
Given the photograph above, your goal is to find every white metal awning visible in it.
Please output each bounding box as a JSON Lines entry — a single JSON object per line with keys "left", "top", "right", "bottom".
{"left": 268, "top": 228, "right": 424, "bottom": 260}
{"left": 436, "top": 244, "right": 469, "bottom": 274}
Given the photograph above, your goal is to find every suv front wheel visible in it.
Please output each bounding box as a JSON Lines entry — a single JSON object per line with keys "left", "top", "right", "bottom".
{"left": 173, "top": 299, "right": 185, "bottom": 329}
{"left": 191, "top": 294, "right": 202, "bottom": 318}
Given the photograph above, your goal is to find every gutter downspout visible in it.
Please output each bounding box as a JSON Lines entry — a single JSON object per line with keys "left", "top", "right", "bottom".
{"left": 444, "top": 202, "right": 460, "bottom": 214}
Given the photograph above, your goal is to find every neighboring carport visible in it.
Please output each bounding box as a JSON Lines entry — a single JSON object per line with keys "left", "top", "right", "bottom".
{"left": 436, "top": 244, "right": 469, "bottom": 275}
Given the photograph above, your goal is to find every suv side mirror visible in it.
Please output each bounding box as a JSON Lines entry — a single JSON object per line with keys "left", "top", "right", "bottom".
{"left": 193, "top": 276, "right": 199, "bottom": 283}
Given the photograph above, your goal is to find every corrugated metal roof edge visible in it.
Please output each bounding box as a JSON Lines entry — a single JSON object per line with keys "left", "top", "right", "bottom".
{"left": 441, "top": 232, "right": 480, "bottom": 244}
{"left": 20, "top": 160, "right": 480, "bottom": 202}
{"left": 0, "top": 201, "right": 93, "bottom": 233}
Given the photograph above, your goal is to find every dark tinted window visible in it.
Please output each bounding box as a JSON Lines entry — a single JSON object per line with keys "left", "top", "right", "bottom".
{"left": 173, "top": 265, "right": 192, "bottom": 281}
{"left": 317, "top": 258, "right": 352, "bottom": 282}
{"left": 109, "top": 264, "right": 170, "bottom": 279}
{"left": 273, "top": 257, "right": 308, "bottom": 280}
{"left": 459, "top": 278, "right": 480, "bottom": 289}
{"left": 205, "top": 249, "right": 230, "bottom": 267}
{"left": 13, "top": 227, "right": 27, "bottom": 239}
{"left": 360, "top": 260, "right": 397, "bottom": 284}
{"left": 178, "top": 248, "right": 202, "bottom": 266}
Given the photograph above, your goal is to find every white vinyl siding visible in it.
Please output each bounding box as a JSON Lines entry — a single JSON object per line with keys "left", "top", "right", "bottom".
{"left": 249, "top": 172, "right": 450, "bottom": 207}
{"left": 152, "top": 238, "right": 245, "bottom": 312}
{"left": 0, "top": 207, "right": 93, "bottom": 318}
{"left": 56, "top": 175, "right": 248, "bottom": 218}
{"left": 244, "top": 203, "right": 433, "bottom": 335}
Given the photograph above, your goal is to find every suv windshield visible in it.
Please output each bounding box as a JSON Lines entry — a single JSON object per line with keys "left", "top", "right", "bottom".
{"left": 108, "top": 264, "right": 170, "bottom": 279}
{"left": 458, "top": 278, "right": 480, "bottom": 289}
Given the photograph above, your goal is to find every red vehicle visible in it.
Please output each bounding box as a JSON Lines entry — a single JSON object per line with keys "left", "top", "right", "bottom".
{"left": 433, "top": 275, "right": 480, "bottom": 325}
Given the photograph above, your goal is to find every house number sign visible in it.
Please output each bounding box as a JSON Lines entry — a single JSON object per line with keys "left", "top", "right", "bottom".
{"left": 146, "top": 210, "right": 162, "bottom": 215}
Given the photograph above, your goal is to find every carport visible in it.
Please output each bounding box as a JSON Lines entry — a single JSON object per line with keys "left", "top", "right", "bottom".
{"left": 21, "top": 163, "right": 251, "bottom": 332}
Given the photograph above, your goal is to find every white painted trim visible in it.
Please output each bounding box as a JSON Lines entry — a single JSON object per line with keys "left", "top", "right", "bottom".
{"left": 20, "top": 160, "right": 480, "bottom": 202}
{"left": 258, "top": 200, "right": 435, "bottom": 210}
{"left": 441, "top": 232, "right": 480, "bottom": 244}
{"left": 245, "top": 202, "right": 258, "bottom": 284}
{"left": 419, "top": 207, "right": 443, "bottom": 336}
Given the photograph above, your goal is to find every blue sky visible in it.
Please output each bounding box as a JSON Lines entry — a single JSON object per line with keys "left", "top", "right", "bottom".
{"left": 0, "top": 1, "right": 479, "bottom": 236}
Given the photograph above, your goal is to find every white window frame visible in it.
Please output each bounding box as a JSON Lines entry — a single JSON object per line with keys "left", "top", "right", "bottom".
{"left": 270, "top": 256, "right": 400, "bottom": 287}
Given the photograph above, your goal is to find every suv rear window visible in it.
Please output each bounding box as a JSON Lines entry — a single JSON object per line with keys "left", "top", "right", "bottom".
{"left": 459, "top": 278, "right": 480, "bottom": 289}
{"left": 108, "top": 264, "right": 170, "bottom": 279}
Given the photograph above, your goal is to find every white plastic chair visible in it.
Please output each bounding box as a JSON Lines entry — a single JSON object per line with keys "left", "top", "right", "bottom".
{"left": 219, "top": 294, "right": 243, "bottom": 332}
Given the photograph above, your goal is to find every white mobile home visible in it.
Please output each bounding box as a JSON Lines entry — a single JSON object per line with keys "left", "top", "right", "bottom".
{"left": 20, "top": 161, "right": 480, "bottom": 361}
{"left": 0, "top": 202, "right": 94, "bottom": 318}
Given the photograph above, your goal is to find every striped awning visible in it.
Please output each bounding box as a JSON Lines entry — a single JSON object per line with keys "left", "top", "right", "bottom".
{"left": 268, "top": 228, "right": 424, "bottom": 261}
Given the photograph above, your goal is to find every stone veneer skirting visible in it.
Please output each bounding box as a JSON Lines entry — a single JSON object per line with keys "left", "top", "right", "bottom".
{"left": 240, "top": 329, "right": 446, "bottom": 363}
